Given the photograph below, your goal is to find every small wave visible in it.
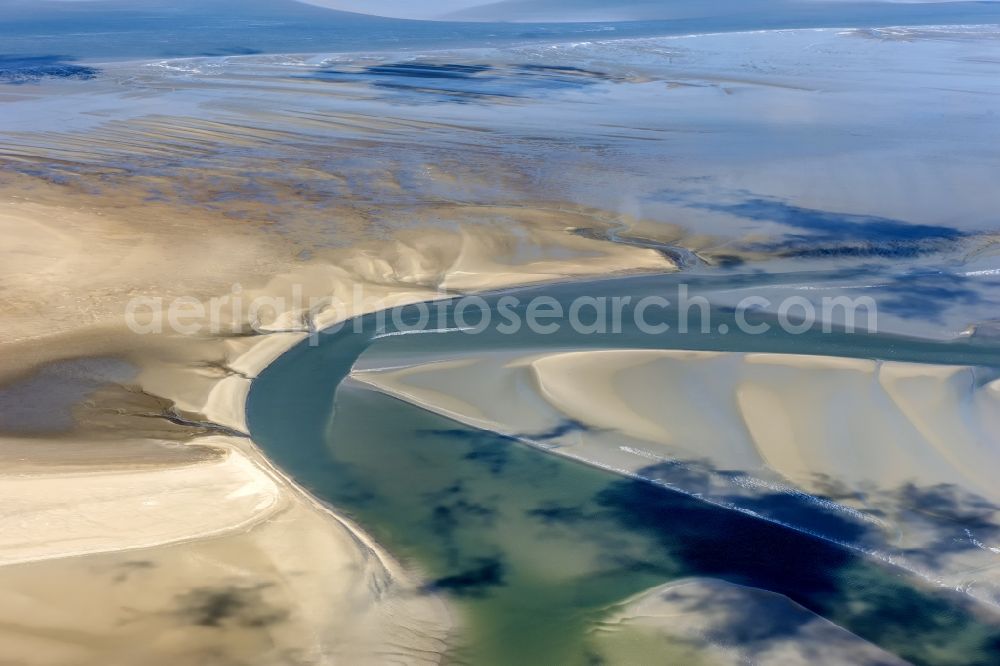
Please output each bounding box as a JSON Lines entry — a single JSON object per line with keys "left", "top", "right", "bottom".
{"left": 371, "top": 326, "right": 474, "bottom": 340}
{"left": 966, "top": 528, "right": 1000, "bottom": 555}
{"left": 844, "top": 24, "right": 1000, "bottom": 42}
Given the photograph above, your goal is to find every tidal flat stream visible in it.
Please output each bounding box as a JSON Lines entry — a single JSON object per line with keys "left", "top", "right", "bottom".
{"left": 247, "top": 273, "right": 1000, "bottom": 665}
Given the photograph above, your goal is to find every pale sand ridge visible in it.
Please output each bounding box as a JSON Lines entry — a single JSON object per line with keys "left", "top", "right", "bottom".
{"left": 353, "top": 348, "right": 1000, "bottom": 606}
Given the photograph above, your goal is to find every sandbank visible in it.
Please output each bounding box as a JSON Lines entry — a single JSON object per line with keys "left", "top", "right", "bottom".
{"left": 352, "top": 348, "right": 1000, "bottom": 606}
{"left": 0, "top": 178, "right": 673, "bottom": 662}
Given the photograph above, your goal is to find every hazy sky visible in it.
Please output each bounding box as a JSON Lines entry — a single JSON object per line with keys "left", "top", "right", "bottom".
{"left": 294, "top": 0, "right": 984, "bottom": 22}
{"left": 295, "top": 0, "right": 486, "bottom": 20}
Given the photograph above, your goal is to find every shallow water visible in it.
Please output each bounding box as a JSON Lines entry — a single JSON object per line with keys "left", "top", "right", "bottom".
{"left": 248, "top": 273, "right": 1000, "bottom": 664}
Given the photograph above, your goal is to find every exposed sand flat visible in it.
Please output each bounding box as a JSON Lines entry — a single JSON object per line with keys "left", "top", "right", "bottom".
{"left": 0, "top": 199, "right": 279, "bottom": 346}
{"left": 0, "top": 497, "right": 451, "bottom": 666}
{"left": 0, "top": 168, "right": 674, "bottom": 662}
{"left": 352, "top": 349, "right": 1000, "bottom": 497}
{"left": 0, "top": 439, "right": 279, "bottom": 567}
{"left": 352, "top": 348, "right": 1000, "bottom": 602}
{"left": 193, "top": 212, "right": 672, "bottom": 433}
{"left": 441, "top": 224, "right": 668, "bottom": 291}
{"left": 588, "top": 578, "right": 907, "bottom": 665}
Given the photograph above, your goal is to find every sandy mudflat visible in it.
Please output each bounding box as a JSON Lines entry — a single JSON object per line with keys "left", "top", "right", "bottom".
{"left": 0, "top": 496, "right": 452, "bottom": 666}
{"left": 0, "top": 174, "right": 673, "bottom": 663}
{"left": 0, "top": 439, "right": 279, "bottom": 567}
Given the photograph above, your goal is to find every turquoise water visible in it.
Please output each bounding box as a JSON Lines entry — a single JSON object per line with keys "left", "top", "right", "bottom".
{"left": 247, "top": 273, "right": 1000, "bottom": 664}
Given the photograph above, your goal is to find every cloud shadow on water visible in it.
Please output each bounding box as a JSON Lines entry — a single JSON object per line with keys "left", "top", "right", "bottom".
{"left": 423, "top": 557, "right": 506, "bottom": 598}
{"left": 0, "top": 55, "right": 98, "bottom": 84}
{"left": 871, "top": 270, "right": 983, "bottom": 321}
{"left": 584, "top": 461, "right": 1000, "bottom": 665}
{"left": 306, "top": 60, "right": 614, "bottom": 104}
{"left": 665, "top": 192, "right": 970, "bottom": 260}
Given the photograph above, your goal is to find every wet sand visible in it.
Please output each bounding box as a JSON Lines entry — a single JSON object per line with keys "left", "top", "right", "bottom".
{"left": 2, "top": 22, "right": 1000, "bottom": 664}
